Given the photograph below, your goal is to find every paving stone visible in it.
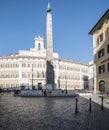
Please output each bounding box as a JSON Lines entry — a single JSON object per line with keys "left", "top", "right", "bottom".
{"left": 0, "top": 93, "right": 109, "bottom": 130}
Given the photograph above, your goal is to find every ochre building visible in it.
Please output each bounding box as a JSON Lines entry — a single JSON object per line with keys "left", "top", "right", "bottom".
{"left": 89, "top": 9, "right": 109, "bottom": 92}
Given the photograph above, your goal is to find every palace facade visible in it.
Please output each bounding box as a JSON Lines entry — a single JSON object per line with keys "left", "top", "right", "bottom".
{"left": 89, "top": 9, "right": 109, "bottom": 92}
{"left": 0, "top": 35, "right": 89, "bottom": 90}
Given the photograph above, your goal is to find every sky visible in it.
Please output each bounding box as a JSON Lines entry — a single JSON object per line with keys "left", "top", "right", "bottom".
{"left": 0, "top": 0, "right": 109, "bottom": 64}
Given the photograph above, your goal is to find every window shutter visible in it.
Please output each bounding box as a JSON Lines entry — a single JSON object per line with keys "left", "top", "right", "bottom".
{"left": 97, "top": 37, "right": 99, "bottom": 44}
{"left": 105, "top": 29, "right": 107, "bottom": 38}
{"left": 108, "top": 27, "right": 109, "bottom": 36}
{"left": 107, "top": 44, "right": 109, "bottom": 53}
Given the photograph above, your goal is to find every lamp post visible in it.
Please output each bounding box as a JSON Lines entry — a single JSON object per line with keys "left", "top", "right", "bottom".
{"left": 65, "top": 67, "right": 67, "bottom": 93}
{"left": 32, "top": 64, "right": 33, "bottom": 88}
{"left": 58, "top": 76, "right": 60, "bottom": 89}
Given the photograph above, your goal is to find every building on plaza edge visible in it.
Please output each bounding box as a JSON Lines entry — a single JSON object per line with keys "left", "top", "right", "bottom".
{"left": 0, "top": 3, "right": 92, "bottom": 90}
{"left": 89, "top": 9, "right": 109, "bottom": 92}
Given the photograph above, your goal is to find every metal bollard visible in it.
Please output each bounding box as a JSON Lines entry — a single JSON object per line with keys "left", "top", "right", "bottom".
{"left": 75, "top": 98, "right": 78, "bottom": 114}
{"left": 89, "top": 98, "right": 92, "bottom": 112}
{"left": 101, "top": 96, "right": 104, "bottom": 111}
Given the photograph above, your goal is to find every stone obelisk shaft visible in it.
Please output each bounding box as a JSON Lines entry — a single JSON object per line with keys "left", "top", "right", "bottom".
{"left": 46, "top": 3, "right": 54, "bottom": 88}
{"left": 46, "top": 3, "right": 53, "bottom": 61}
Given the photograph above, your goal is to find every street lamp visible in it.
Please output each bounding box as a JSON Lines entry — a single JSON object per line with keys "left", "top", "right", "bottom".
{"left": 32, "top": 64, "right": 33, "bottom": 88}
{"left": 58, "top": 76, "right": 60, "bottom": 89}
{"left": 65, "top": 67, "right": 67, "bottom": 94}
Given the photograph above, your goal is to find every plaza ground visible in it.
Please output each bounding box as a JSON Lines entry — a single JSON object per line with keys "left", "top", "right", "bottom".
{"left": 0, "top": 93, "right": 109, "bottom": 130}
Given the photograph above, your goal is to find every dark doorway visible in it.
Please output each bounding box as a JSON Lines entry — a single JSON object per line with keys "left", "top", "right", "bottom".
{"left": 83, "top": 75, "right": 89, "bottom": 90}
{"left": 38, "top": 83, "right": 42, "bottom": 90}
{"left": 99, "top": 80, "right": 105, "bottom": 92}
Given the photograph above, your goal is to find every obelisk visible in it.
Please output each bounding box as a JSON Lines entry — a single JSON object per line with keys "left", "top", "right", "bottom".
{"left": 46, "top": 3, "right": 53, "bottom": 60}
{"left": 46, "top": 3, "right": 55, "bottom": 89}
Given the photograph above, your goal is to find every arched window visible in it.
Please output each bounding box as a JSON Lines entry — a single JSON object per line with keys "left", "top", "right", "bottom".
{"left": 99, "top": 80, "right": 105, "bottom": 92}
{"left": 38, "top": 43, "right": 41, "bottom": 50}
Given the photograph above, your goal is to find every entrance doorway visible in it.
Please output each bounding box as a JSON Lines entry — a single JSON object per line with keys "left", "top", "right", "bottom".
{"left": 38, "top": 83, "right": 42, "bottom": 90}
{"left": 99, "top": 80, "right": 105, "bottom": 92}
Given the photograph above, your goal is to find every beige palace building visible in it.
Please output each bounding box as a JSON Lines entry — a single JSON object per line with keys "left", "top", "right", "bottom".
{"left": 0, "top": 35, "right": 89, "bottom": 90}
{"left": 89, "top": 9, "right": 109, "bottom": 92}
{"left": 0, "top": 4, "right": 90, "bottom": 90}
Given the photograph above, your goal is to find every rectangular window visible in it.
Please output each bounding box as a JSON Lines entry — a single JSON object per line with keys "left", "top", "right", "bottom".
{"left": 22, "top": 63, "right": 26, "bottom": 67}
{"left": 97, "top": 37, "right": 99, "bottom": 45}
{"left": 108, "top": 27, "right": 109, "bottom": 36}
{"left": 108, "top": 62, "right": 109, "bottom": 71}
{"left": 16, "top": 64, "right": 19, "bottom": 67}
{"left": 107, "top": 44, "right": 109, "bottom": 53}
{"left": 98, "top": 64, "right": 105, "bottom": 74}
{"left": 99, "top": 33, "right": 103, "bottom": 42}
{"left": 105, "top": 30, "right": 107, "bottom": 38}
{"left": 16, "top": 74, "right": 19, "bottom": 78}
{"left": 98, "top": 48, "right": 104, "bottom": 58}
{"left": 105, "top": 27, "right": 109, "bottom": 38}
{"left": 97, "top": 33, "right": 103, "bottom": 45}
{"left": 22, "top": 74, "right": 26, "bottom": 78}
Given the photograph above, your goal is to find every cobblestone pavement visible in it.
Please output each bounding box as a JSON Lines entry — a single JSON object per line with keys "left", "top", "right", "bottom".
{"left": 0, "top": 93, "right": 109, "bottom": 130}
